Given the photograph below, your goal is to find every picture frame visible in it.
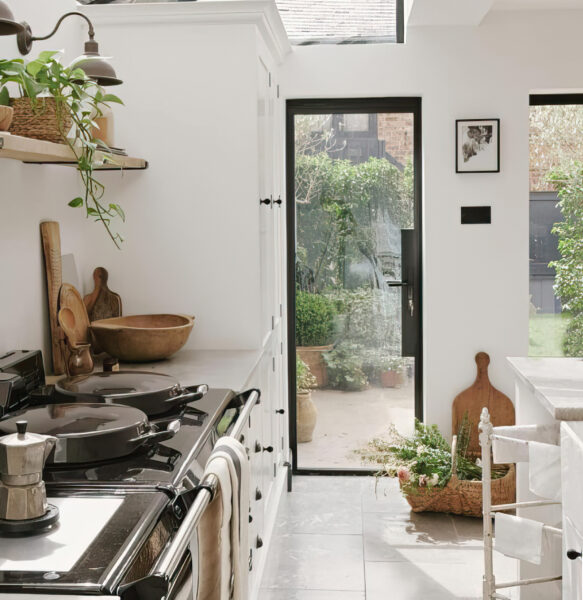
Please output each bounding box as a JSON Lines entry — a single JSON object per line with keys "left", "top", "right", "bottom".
{"left": 456, "top": 118, "right": 500, "bottom": 173}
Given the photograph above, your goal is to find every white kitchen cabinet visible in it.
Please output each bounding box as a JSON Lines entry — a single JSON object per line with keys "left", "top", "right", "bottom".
{"left": 561, "top": 422, "right": 583, "bottom": 600}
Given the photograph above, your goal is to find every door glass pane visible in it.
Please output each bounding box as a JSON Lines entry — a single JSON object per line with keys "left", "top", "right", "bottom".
{"left": 529, "top": 104, "right": 583, "bottom": 357}
{"left": 294, "top": 110, "right": 417, "bottom": 470}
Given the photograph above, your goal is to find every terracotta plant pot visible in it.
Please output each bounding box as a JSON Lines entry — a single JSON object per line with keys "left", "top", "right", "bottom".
{"left": 0, "top": 106, "right": 13, "bottom": 131}
{"left": 380, "top": 369, "right": 404, "bottom": 388}
{"left": 297, "top": 391, "right": 317, "bottom": 443}
{"left": 296, "top": 344, "right": 332, "bottom": 387}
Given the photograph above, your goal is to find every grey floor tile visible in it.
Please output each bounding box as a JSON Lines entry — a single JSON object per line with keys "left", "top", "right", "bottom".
{"left": 365, "top": 560, "right": 479, "bottom": 599}
{"left": 275, "top": 491, "right": 362, "bottom": 535}
{"left": 261, "top": 533, "right": 365, "bottom": 592}
{"left": 290, "top": 476, "right": 367, "bottom": 496}
{"left": 361, "top": 477, "right": 412, "bottom": 515}
{"left": 363, "top": 511, "right": 459, "bottom": 561}
{"left": 258, "top": 590, "right": 365, "bottom": 600}
{"left": 451, "top": 514, "right": 484, "bottom": 544}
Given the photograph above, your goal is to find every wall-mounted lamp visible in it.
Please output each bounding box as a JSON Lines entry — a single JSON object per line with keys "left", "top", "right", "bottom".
{"left": 0, "top": 3, "right": 122, "bottom": 86}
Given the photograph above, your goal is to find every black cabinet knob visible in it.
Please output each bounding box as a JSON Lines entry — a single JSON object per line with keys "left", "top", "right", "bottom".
{"left": 256, "top": 536, "right": 263, "bottom": 549}
{"left": 273, "top": 197, "right": 282, "bottom": 205}
{"left": 263, "top": 445, "right": 274, "bottom": 453}
{"left": 249, "top": 514, "right": 253, "bottom": 523}
{"left": 259, "top": 198, "right": 271, "bottom": 206}
{"left": 567, "top": 549, "right": 582, "bottom": 560}
{"left": 255, "top": 488, "right": 262, "bottom": 501}
{"left": 275, "top": 409, "right": 285, "bottom": 414}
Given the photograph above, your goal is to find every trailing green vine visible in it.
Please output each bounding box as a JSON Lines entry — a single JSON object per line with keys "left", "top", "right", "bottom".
{"left": 0, "top": 52, "right": 125, "bottom": 247}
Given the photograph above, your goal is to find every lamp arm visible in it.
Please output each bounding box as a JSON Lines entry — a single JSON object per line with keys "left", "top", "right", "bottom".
{"left": 31, "top": 11, "right": 95, "bottom": 42}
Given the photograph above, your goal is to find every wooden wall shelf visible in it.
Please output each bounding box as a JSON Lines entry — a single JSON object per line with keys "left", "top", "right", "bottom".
{"left": 0, "top": 133, "right": 148, "bottom": 170}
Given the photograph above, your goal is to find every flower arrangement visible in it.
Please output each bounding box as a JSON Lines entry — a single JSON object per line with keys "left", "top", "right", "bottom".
{"left": 360, "top": 417, "right": 506, "bottom": 495}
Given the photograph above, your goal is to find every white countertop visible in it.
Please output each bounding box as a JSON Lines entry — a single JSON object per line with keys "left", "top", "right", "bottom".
{"left": 119, "top": 348, "right": 262, "bottom": 391}
{"left": 508, "top": 356, "right": 583, "bottom": 420}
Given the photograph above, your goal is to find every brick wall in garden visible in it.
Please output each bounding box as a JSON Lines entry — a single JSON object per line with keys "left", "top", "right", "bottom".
{"left": 377, "top": 113, "right": 414, "bottom": 168}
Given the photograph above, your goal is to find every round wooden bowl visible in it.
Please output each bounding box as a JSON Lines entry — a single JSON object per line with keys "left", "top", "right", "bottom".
{"left": 90, "top": 314, "right": 194, "bottom": 362}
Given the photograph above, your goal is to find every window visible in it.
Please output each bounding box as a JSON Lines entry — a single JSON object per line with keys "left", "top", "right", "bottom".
{"left": 276, "top": 0, "right": 404, "bottom": 46}
{"left": 529, "top": 95, "right": 583, "bottom": 357}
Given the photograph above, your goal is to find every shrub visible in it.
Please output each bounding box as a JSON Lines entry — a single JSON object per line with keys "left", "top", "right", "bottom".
{"left": 549, "top": 164, "right": 583, "bottom": 355}
{"left": 296, "top": 355, "right": 317, "bottom": 393}
{"left": 295, "top": 291, "right": 336, "bottom": 346}
{"left": 323, "top": 343, "right": 369, "bottom": 391}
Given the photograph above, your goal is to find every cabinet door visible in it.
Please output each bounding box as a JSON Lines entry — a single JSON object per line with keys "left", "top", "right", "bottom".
{"left": 258, "top": 57, "right": 276, "bottom": 342}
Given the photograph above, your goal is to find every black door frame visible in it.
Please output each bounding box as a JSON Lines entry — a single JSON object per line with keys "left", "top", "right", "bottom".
{"left": 286, "top": 97, "right": 423, "bottom": 475}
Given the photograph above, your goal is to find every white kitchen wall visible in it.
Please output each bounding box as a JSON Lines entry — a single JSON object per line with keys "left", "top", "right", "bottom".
{"left": 0, "top": 0, "right": 85, "bottom": 367}
{"left": 280, "top": 9, "right": 583, "bottom": 435}
{"left": 1, "top": 1, "right": 582, "bottom": 437}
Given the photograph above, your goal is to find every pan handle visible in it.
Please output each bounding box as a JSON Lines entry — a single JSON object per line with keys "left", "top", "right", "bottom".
{"left": 165, "top": 383, "right": 208, "bottom": 404}
{"left": 129, "top": 419, "right": 181, "bottom": 446}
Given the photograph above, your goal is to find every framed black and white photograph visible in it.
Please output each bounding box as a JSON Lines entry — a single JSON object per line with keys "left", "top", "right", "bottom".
{"left": 456, "top": 119, "right": 500, "bottom": 173}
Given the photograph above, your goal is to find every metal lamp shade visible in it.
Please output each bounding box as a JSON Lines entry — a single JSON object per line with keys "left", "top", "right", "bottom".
{"left": 0, "top": 0, "right": 23, "bottom": 35}
{"left": 75, "top": 56, "right": 123, "bottom": 86}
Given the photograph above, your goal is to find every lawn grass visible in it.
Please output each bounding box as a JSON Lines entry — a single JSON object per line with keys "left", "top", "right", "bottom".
{"left": 529, "top": 313, "right": 571, "bottom": 357}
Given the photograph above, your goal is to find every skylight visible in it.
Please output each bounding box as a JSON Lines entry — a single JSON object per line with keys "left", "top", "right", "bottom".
{"left": 276, "top": 0, "right": 400, "bottom": 45}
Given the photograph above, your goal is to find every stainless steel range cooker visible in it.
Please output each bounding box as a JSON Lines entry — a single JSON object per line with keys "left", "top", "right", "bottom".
{"left": 0, "top": 350, "right": 259, "bottom": 599}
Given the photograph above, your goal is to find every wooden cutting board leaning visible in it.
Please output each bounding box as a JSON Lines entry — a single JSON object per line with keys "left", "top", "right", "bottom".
{"left": 452, "top": 351, "right": 515, "bottom": 455}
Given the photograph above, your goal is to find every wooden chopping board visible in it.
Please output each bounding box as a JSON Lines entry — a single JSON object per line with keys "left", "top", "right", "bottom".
{"left": 452, "top": 352, "right": 515, "bottom": 455}
{"left": 59, "top": 284, "right": 91, "bottom": 346}
{"left": 40, "top": 221, "right": 66, "bottom": 375}
{"left": 83, "top": 267, "right": 122, "bottom": 322}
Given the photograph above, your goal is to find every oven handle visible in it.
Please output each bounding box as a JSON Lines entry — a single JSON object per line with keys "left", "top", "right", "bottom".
{"left": 230, "top": 388, "right": 260, "bottom": 441}
{"left": 120, "top": 389, "right": 260, "bottom": 599}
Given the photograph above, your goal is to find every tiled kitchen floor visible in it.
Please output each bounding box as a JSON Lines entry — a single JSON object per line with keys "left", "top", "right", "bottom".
{"left": 259, "top": 476, "right": 517, "bottom": 599}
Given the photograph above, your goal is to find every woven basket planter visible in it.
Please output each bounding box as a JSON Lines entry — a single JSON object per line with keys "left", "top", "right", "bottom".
{"left": 400, "top": 437, "right": 516, "bottom": 518}
{"left": 10, "top": 97, "right": 72, "bottom": 143}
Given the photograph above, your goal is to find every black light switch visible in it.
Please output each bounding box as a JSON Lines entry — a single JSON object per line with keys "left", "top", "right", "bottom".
{"left": 461, "top": 206, "right": 491, "bottom": 224}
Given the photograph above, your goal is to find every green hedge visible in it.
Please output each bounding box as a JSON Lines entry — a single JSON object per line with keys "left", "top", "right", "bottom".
{"left": 295, "top": 291, "right": 336, "bottom": 346}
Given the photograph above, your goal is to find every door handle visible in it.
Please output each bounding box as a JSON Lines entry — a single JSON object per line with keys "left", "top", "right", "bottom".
{"left": 386, "top": 281, "right": 414, "bottom": 317}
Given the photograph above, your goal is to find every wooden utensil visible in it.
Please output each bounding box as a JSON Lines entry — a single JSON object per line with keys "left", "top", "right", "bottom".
{"left": 452, "top": 352, "right": 515, "bottom": 455}
{"left": 40, "top": 221, "right": 66, "bottom": 375}
{"left": 84, "top": 267, "right": 122, "bottom": 322}
{"left": 58, "top": 307, "right": 93, "bottom": 376}
{"left": 59, "top": 284, "right": 91, "bottom": 346}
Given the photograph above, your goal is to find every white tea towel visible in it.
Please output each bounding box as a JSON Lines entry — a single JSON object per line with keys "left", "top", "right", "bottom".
{"left": 492, "top": 424, "right": 560, "bottom": 464}
{"left": 215, "top": 436, "right": 250, "bottom": 600}
{"left": 495, "top": 513, "right": 544, "bottom": 564}
{"left": 529, "top": 441, "right": 561, "bottom": 501}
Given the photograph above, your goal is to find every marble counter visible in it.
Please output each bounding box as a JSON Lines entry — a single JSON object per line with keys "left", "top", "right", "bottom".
{"left": 508, "top": 356, "right": 583, "bottom": 420}
{"left": 47, "top": 349, "right": 262, "bottom": 392}
{"left": 119, "top": 349, "right": 262, "bottom": 391}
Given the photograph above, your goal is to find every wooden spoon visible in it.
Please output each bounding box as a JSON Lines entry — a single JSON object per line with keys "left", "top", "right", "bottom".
{"left": 58, "top": 307, "right": 81, "bottom": 349}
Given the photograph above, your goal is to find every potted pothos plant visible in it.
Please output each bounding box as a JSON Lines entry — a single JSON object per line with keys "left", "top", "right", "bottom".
{"left": 0, "top": 52, "right": 125, "bottom": 247}
{"left": 296, "top": 355, "right": 318, "bottom": 443}
{"left": 295, "top": 291, "right": 336, "bottom": 387}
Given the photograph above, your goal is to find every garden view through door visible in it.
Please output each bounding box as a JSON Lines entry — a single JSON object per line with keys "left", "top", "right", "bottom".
{"left": 289, "top": 100, "right": 421, "bottom": 471}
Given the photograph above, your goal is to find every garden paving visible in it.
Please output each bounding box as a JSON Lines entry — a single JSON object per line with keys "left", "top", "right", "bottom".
{"left": 298, "top": 380, "right": 415, "bottom": 470}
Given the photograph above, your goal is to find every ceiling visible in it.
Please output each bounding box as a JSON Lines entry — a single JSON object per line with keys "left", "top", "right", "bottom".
{"left": 492, "top": 0, "right": 583, "bottom": 9}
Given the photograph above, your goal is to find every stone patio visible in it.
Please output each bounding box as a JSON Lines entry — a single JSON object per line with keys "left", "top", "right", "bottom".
{"left": 297, "top": 378, "right": 415, "bottom": 470}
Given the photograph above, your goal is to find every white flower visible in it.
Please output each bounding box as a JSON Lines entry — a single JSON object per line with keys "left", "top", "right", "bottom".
{"left": 429, "top": 473, "right": 439, "bottom": 486}
{"left": 418, "top": 474, "right": 428, "bottom": 487}
{"left": 416, "top": 445, "right": 427, "bottom": 456}
{"left": 475, "top": 458, "right": 482, "bottom": 467}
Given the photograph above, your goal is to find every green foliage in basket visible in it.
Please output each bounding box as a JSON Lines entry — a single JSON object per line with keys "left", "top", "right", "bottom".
{"left": 296, "top": 355, "right": 317, "bottom": 393}
{"left": 295, "top": 291, "right": 336, "bottom": 346}
{"left": 0, "top": 53, "right": 125, "bottom": 247}
{"left": 359, "top": 417, "right": 507, "bottom": 494}
{"left": 323, "top": 343, "right": 369, "bottom": 391}
{"left": 0, "top": 86, "right": 9, "bottom": 106}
